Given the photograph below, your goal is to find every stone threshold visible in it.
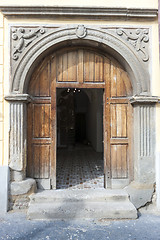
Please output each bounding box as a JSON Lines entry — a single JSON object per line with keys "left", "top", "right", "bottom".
{"left": 27, "top": 189, "right": 137, "bottom": 220}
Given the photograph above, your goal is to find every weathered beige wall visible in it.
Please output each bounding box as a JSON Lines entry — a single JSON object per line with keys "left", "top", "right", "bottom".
{"left": 0, "top": 12, "right": 4, "bottom": 166}
{"left": 1, "top": 0, "right": 158, "bottom": 8}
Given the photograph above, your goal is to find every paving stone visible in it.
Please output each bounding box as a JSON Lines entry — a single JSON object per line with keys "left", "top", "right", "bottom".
{"left": 56, "top": 146, "right": 104, "bottom": 190}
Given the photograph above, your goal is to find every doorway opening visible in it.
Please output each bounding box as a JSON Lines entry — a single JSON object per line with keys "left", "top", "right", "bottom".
{"left": 56, "top": 88, "right": 104, "bottom": 189}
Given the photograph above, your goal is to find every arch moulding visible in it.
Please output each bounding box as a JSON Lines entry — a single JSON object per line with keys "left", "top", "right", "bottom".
{"left": 9, "top": 25, "right": 150, "bottom": 96}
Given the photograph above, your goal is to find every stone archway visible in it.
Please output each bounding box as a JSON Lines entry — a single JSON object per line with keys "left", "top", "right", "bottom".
{"left": 5, "top": 25, "right": 158, "bottom": 208}
{"left": 10, "top": 25, "right": 149, "bottom": 95}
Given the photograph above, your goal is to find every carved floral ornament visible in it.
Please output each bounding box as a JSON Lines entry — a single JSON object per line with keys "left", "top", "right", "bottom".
{"left": 116, "top": 28, "right": 149, "bottom": 62}
{"left": 11, "top": 26, "right": 149, "bottom": 63}
{"left": 12, "top": 27, "right": 45, "bottom": 60}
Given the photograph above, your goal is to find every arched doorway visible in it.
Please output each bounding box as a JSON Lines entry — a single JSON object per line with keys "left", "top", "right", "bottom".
{"left": 56, "top": 88, "right": 104, "bottom": 189}
{"left": 27, "top": 47, "right": 133, "bottom": 189}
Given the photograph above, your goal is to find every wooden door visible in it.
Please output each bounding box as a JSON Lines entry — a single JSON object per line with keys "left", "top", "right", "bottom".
{"left": 27, "top": 58, "right": 56, "bottom": 189}
{"left": 104, "top": 60, "right": 133, "bottom": 188}
{"left": 27, "top": 47, "right": 133, "bottom": 189}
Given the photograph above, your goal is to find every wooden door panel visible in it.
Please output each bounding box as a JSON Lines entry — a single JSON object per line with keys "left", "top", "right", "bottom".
{"left": 68, "top": 51, "right": 77, "bottom": 81}
{"left": 27, "top": 58, "right": 52, "bottom": 189}
{"left": 110, "top": 102, "right": 129, "bottom": 180}
{"left": 33, "top": 104, "right": 51, "bottom": 138}
{"left": 39, "top": 65, "right": 50, "bottom": 96}
{"left": 28, "top": 102, "right": 51, "bottom": 185}
{"left": 110, "top": 104, "right": 128, "bottom": 138}
{"left": 95, "top": 55, "right": 103, "bottom": 82}
{"left": 84, "top": 52, "right": 104, "bottom": 82}
{"left": 32, "top": 144, "right": 50, "bottom": 179}
{"left": 56, "top": 49, "right": 105, "bottom": 83}
{"left": 28, "top": 62, "right": 50, "bottom": 97}
{"left": 111, "top": 60, "right": 132, "bottom": 98}
{"left": 111, "top": 144, "right": 128, "bottom": 179}
{"left": 57, "top": 51, "right": 78, "bottom": 82}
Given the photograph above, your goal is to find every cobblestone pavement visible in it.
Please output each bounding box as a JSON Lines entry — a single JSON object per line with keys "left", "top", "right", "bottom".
{"left": 0, "top": 211, "right": 160, "bottom": 240}
{"left": 56, "top": 146, "right": 104, "bottom": 189}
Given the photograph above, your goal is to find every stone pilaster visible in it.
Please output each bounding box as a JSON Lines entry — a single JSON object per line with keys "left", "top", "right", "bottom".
{"left": 130, "top": 96, "right": 158, "bottom": 185}
{"left": 5, "top": 94, "right": 32, "bottom": 181}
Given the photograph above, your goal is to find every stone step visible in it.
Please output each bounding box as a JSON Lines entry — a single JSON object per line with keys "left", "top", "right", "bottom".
{"left": 27, "top": 189, "right": 137, "bottom": 220}
{"left": 27, "top": 201, "right": 137, "bottom": 220}
{"left": 29, "top": 189, "right": 129, "bottom": 203}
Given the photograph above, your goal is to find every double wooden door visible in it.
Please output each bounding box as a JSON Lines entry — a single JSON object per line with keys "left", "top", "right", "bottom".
{"left": 27, "top": 48, "right": 133, "bottom": 189}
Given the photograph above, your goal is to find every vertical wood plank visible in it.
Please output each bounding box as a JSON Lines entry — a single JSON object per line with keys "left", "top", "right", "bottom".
{"left": 39, "top": 63, "right": 50, "bottom": 96}
{"left": 33, "top": 78, "right": 40, "bottom": 97}
{"left": 41, "top": 104, "right": 45, "bottom": 137}
{"left": 33, "top": 104, "right": 40, "bottom": 138}
{"left": 121, "top": 105, "right": 127, "bottom": 137}
{"left": 51, "top": 56, "right": 57, "bottom": 189}
{"left": 57, "top": 54, "right": 63, "bottom": 82}
{"left": 121, "top": 145, "right": 128, "bottom": 178}
{"left": 68, "top": 51, "right": 77, "bottom": 81}
{"left": 84, "top": 51, "right": 90, "bottom": 82}
{"left": 116, "top": 145, "right": 122, "bottom": 178}
{"left": 44, "top": 104, "right": 51, "bottom": 138}
{"left": 89, "top": 52, "right": 95, "bottom": 82}
{"left": 40, "top": 145, "right": 50, "bottom": 178}
{"left": 99, "top": 56, "right": 104, "bottom": 82}
{"left": 111, "top": 62, "right": 117, "bottom": 97}
{"left": 104, "top": 57, "right": 110, "bottom": 89}
{"left": 104, "top": 61, "right": 111, "bottom": 188}
{"left": 111, "top": 145, "right": 117, "bottom": 178}
{"left": 95, "top": 55, "right": 100, "bottom": 82}
{"left": 33, "top": 145, "right": 40, "bottom": 178}
{"left": 122, "top": 71, "right": 133, "bottom": 96}
{"left": 116, "top": 104, "right": 122, "bottom": 137}
{"left": 62, "top": 52, "right": 68, "bottom": 82}
{"left": 116, "top": 67, "right": 122, "bottom": 97}
{"left": 111, "top": 104, "right": 117, "bottom": 138}
{"left": 77, "top": 49, "right": 84, "bottom": 83}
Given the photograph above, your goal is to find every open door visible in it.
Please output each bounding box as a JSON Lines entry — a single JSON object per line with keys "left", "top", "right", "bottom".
{"left": 104, "top": 60, "right": 133, "bottom": 188}
{"left": 27, "top": 47, "right": 133, "bottom": 190}
{"left": 27, "top": 58, "right": 56, "bottom": 189}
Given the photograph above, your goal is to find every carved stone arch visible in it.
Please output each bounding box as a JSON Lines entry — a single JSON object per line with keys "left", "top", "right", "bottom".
{"left": 10, "top": 26, "right": 150, "bottom": 95}
{"left": 5, "top": 25, "right": 157, "bottom": 210}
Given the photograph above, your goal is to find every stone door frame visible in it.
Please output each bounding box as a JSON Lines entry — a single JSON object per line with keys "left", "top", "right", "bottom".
{"left": 5, "top": 25, "right": 158, "bottom": 191}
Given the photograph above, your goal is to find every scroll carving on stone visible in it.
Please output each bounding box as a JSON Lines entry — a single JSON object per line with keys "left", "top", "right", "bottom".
{"left": 12, "top": 27, "right": 45, "bottom": 60}
{"left": 116, "top": 28, "right": 149, "bottom": 62}
{"left": 76, "top": 25, "right": 87, "bottom": 38}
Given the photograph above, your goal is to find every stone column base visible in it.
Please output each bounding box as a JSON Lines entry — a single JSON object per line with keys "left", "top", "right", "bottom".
{"left": 9, "top": 178, "right": 37, "bottom": 210}
{"left": 125, "top": 181, "right": 155, "bottom": 209}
